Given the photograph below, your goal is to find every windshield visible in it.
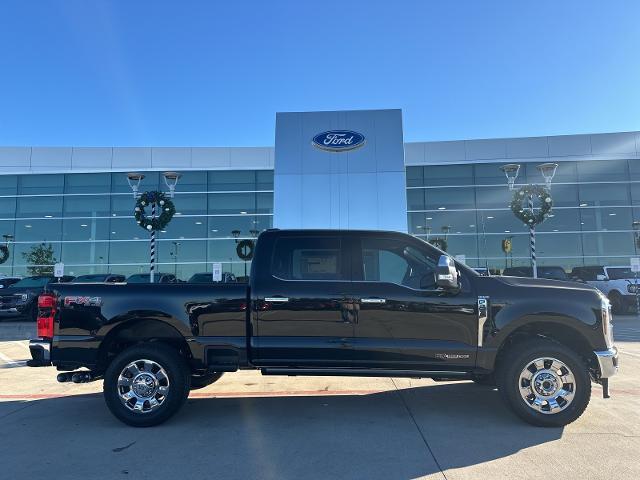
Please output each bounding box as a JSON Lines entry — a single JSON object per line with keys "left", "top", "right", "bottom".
{"left": 74, "top": 275, "right": 107, "bottom": 282}
{"left": 539, "top": 267, "right": 568, "bottom": 280}
{"left": 189, "top": 274, "right": 212, "bottom": 283}
{"left": 607, "top": 267, "right": 634, "bottom": 280}
{"left": 10, "top": 277, "right": 51, "bottom": 288}
{"left": 127, "top": 274, "right": 150, "bottom": 283}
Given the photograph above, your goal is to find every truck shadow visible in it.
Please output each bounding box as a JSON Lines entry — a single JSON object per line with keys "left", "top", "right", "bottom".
{"left": 1, "top": 382, "right": 564, "bottom": 479}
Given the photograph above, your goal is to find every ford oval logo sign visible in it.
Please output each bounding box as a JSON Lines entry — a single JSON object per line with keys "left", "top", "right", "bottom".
{"left": 312, "top": 130, "right": 366, "bottom": 152}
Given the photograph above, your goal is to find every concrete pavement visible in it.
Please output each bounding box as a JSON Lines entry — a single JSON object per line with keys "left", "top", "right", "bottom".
{"left": 0, "top": 317, "right": 638, "bottom": 480}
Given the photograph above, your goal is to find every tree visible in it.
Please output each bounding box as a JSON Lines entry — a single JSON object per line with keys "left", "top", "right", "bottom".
{"left": 22, "top": 243, "right": 56, "bottom": 275}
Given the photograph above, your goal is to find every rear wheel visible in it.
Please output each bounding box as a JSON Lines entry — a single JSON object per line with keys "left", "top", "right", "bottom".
{"left": 104, "top": 343, "right": 191, "bottom": 427}
{"left": 497, "top": 338, "right": 591, "bottom": 427}
{"left": 190, "top": 372, "right": 224, "bottom": 390}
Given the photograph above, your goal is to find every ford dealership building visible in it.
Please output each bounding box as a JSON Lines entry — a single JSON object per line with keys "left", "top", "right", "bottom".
{"left": 1, "top": 108, "right": 639, "bottom": 279}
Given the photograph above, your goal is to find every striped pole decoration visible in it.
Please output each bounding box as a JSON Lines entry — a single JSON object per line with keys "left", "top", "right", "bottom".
{"left": 528, "top": 193, "right": 537, "bottom": 278}
{"left": 150, "top": 202, "right": 156, "bottom": 283}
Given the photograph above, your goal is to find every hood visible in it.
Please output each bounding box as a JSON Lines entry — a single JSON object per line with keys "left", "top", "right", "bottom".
{"left": 0, "top": 286, "right": 43, "bottom": 297}
{"left": 495, "top": 275, "right": 601, "bottom": 294}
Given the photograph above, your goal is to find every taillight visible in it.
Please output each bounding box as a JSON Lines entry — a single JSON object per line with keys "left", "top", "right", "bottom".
{"left": 37, "top": 293, "right": 56, "bottom": 338}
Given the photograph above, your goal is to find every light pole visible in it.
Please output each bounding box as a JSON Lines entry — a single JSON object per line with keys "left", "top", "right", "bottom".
{"left": 500, "top": 162, "right": 558, "bottom": 278}
{"left": 126, "top": 172, "right": 181, "bottom": 283}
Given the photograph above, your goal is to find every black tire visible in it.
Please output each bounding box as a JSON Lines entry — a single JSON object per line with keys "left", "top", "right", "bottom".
{"left": 103, "top": 343, "right": 191, "bottom": 427}
{"left": 608, "top": 291, "right": 625, "bottom": 315}
{"left": 190, "top": 372, "right": 224, "bottom": 390}
{"left": 497, "top": 338, "right": 591, "bottom": 427}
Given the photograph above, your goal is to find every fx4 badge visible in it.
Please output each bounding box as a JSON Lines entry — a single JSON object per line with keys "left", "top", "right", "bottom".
{"left": 64, "top": 296, "right": 103, "bottom": 307}
{"left": 435, "top": 353, "right": 470, "bottom": 360}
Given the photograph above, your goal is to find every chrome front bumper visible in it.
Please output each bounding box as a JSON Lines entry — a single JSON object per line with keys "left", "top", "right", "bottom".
{"left": 594, "top": 347, "right": 618, "bottom": 379}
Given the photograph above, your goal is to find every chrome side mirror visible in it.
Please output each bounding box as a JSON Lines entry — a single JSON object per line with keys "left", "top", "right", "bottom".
{"left": 436, "top": 255, "right": 459, "bottom": 290}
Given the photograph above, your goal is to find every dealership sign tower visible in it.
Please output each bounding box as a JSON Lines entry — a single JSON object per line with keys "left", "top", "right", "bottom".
{"left": 273, "top": 109, "right": 408, "bottom": 232}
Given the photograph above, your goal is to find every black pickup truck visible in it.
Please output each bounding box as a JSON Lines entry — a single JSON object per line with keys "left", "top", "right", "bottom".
{"left": 28, "top": 229, "right": 618, "bottom": 427}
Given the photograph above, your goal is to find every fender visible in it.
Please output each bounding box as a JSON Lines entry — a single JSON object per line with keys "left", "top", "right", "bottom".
{"left": 476, "top": 296, "right": 602, "bottom": 371}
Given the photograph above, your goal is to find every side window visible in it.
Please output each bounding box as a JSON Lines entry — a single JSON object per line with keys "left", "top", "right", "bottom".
{"left": 361, "top": 238, "right": 436, "bottom": 289}
{"left": 271, "top": 236, "right": 344, "bottom": 281}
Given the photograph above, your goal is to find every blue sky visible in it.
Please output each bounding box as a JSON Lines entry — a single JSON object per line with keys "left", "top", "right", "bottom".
{"left": 0, "top": 1, "right": 639, "bottom": 147}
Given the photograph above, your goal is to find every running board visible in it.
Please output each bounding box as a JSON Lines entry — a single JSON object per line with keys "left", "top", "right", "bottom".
{"left": 260, "top": 368, "right": 470, "bottom": 379}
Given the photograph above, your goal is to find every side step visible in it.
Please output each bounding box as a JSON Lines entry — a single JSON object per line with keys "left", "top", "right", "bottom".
{"left": 260, "top": 368, "right": 470, "bottom": 379}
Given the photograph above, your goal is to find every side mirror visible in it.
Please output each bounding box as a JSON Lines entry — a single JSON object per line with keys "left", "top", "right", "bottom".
{"left": 596, "top": 274, "right": 608, "bottom": 281}
{"left": 436, "top": 255, "right": 459, "bottom": 290}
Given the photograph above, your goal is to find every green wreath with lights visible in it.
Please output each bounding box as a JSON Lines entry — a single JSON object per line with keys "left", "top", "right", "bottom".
{"left": 510, "top": 185, "right": 553, "bottom": 226}
{"left": 0, "top": 245, "right": 9, "bottom": 264}
{"left": 134, "top": 191, "right": 176, "bottom": 231}
{"left": 429, "top": 237, "right": 447, "bottom": 252}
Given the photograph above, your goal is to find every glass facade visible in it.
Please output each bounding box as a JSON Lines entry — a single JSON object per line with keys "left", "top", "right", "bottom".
{"left": 0, "top": 171, "right": 273, "bottom": 280}
{"left": 1, "top": 157, "right": 638, "bottom": 280}
{"left": 407, "top": 159, "right": 640, "bottom": 272}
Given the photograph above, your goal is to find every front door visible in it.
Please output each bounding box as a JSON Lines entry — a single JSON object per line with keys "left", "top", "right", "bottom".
{"left": 350, "top": 234, "right": 478, "bottom": 371}
{"left": 253, "top": 233, "right": 354, "bottom": 367}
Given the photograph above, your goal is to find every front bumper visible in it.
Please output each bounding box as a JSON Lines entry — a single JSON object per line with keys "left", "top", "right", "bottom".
{"left": 27, "top": 339, "right": 51, "bottom": 367}
{"left": 594, "top": 347, "right": 619, "bottom": 378}
{"left": 0, "top": 303, "right": 30, "bottom": 317}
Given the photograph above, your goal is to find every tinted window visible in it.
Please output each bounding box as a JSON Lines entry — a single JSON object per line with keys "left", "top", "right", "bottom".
{"left": 607, "top": 267, "right": 634, "bottom": 280}
{"left": 361, "top": 237, "right": 436, "bottom": 289}
{"left": 11, "top": 276, "right": 52, "bottom": 287}
{"left": 127, "top": 274, "right": 150, "bottom": 283}
{"left": 538, "top": 267, "right": 568, "bottom": 280}
{"left": 272, "top": 237, "right": 343, "bottom": 281}
{"left": 73, "top": 275, "right": 108, "bottom": 282}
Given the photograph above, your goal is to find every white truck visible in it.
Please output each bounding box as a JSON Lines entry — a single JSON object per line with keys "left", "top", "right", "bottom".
{"left": 571, "top": 265, "right": 638, "bottom": 314}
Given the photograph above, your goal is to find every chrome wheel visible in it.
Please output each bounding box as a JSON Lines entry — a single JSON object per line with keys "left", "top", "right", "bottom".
{"left": 117, "top": 359, "right": 170, "bottom": 413}
{"left": 518, "top": 357, "right": 576, "bottom": 414}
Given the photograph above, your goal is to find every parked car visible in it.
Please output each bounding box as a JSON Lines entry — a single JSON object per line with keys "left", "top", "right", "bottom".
{"left": 127, "top": 273, "right": 178, "bottom": 284}
{"left": 502, "top": 266, "right": 570, "bottom": 282}
{"left": 571, "top": 266, "right": 638, "bottom": 314}
{"left": 0, "top": 275, "right": 74, "bottom": 321}
{"left": 473, "top": 268, "right": 490, "bottom": 276}
{"left": 0, "top": 276, "right": 22, "bottom": 289}
{"left": 73, "top": 274, "right": 126, "bottom": 283}
{"left": 28, "top": 229, "right": 617, "bottom": 428}
{"left": 188, "top": 272, "right": 237, "bottom": 283}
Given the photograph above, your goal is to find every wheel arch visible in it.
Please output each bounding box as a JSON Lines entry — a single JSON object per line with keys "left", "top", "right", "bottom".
{"left": 493, "top": 320, "right": 597, "bottom": 373}
{"left": 96, "top": 318, "right": 192, "bottom": 372}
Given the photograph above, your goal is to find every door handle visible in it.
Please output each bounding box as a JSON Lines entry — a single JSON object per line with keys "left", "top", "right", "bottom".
{"left": 360, "top": 298, "right": 386, "bottom": 304}
{"left": 264, "top": 297, "right": 289, "bottom": 303}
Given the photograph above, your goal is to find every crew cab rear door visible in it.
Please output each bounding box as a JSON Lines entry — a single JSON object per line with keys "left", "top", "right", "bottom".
{"left": 251, "top": 232, "right": 354, "bottom": 367}
{"left": 349, "top": 233, "right": 478, "bottom": 371}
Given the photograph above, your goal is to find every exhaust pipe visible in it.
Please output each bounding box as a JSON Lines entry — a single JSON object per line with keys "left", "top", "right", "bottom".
{"left": 57, "top": 371, "right": 99, "bottom": 383}
{"left": 71, "top": 371, "right": 93, "bottom": 383}
{"left": 56, "top": 372, "right": 74, "bottom": 383}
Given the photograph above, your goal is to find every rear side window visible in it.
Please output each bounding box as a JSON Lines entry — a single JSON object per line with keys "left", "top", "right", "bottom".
{"left": 271, "top": 236, "right": 344, "bottom": 281}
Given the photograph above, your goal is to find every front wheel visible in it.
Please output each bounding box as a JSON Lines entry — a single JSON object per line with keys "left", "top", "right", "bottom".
{"left": 103, "top": 343, "right": 191, "bottom": 427}
{"left": 497, "top": 339, "right": 591, "bottom": 427}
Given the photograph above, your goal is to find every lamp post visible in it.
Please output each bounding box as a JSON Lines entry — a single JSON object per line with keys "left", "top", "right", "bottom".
{"left": 500, "top": 162, "right": 558, "bottom": 278}
{"left": 126, "top": 172, "right": 180, "bottom": 283}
